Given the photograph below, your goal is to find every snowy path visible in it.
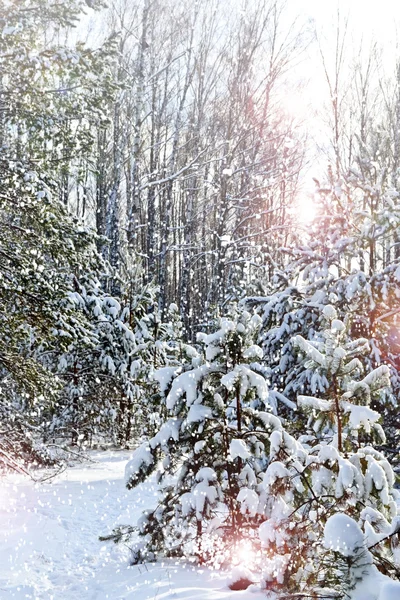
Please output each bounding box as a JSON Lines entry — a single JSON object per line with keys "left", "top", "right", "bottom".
{"left": 0, "top": 452, "right": 265, "bottom": 600}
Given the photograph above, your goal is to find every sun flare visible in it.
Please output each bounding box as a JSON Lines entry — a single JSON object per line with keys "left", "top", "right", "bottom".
{"left": 296, "top": 192, "right": 317, "bottom": 224}
{"left": 232, "top": 540, "right": 259, "bottom": 567}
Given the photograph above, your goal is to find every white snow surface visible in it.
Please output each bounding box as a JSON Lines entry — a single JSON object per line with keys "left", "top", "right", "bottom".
{"left": 242, "top": 345, "right": 263, "bottom": 360}
{"left": 378, "top": 580, "right": 400, "bottom": 600}
{"left": 0, "top": 451, "right": 396, "bottom": 599}
{"left": 186, "top": 404, "right": 212, "bottom": 423}
{"left": 298, "top": 395, "right": 331, "bottom": 412}
{"left": 237, "top": 488, "right": 259, "bottom": 517}
{"left": 323, "top": 304, "right": 337, "bottom": 319}
{"left": 0, "top": 451, "right": 267, "bottom": 600}
{"left": 351, "top": 566, "right": 398, "bottom": 600}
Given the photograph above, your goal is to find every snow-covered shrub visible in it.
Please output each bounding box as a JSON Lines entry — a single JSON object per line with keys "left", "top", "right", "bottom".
{"left": 48, "top": 283, "right": 188, "bottom": 448}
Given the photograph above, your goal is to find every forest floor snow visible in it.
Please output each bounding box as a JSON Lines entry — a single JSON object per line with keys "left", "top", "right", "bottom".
{"left": 0, "top": 451, "right": 267, "bottom": 600}
{"left": 0, "top": 451, "right": 396, "bottom": 600}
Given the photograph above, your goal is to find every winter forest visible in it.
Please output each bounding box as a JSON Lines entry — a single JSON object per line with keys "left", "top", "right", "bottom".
{"left": 1, "top": 0, "right": 400, "bottom": 598}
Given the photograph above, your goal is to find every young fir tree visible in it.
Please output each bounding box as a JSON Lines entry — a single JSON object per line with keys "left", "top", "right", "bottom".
{"left": 140, "top": 301, "right": 200, "bottom": 440}
{"left": 254, "top": 305, "right": 399, "bottom": 594}
{"left": 48, "top": 281, "right": 136, "bottom": 447}
{"left": 121, "top": 309, "right": 284, "bottom": 564}
{"left": 322, "top": 511, "right": 400, "bottom": 598}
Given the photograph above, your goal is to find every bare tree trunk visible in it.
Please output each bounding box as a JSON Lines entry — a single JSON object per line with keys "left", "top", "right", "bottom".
{"left": 159, "top": 11, "right": 196, "bottom": 316}
{"left": 127, "top": 0, "right": 150, "bottom": 250}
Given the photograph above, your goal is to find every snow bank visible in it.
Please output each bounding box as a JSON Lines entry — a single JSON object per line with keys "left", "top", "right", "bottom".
{"left": 379, "top": 581, "right": 400, "bottom": 600}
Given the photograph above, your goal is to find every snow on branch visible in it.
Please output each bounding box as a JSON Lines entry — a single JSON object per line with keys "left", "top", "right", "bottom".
{"left": 293, "top": 335, "right": 326, "bottom": 367}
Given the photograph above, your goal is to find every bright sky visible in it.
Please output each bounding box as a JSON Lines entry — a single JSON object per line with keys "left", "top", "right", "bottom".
{"left": 291, "top": 0, "right": 400, "bottom": 99}
{"left": 300, "top": 0, "right": 400, "bottom": 79}
{"left": 299, "top": 0, "right": 400, "bottom": 34}
{"left": 286, "top": 0, "right": 400, "bottom": 222}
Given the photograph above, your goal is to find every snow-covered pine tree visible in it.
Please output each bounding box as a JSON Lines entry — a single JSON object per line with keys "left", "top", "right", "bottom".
{"left": 322, "top": 512, "right": 400, "bottom": 598}
{"left": 248, "top": 176, "right": 400, "bottom": 468}
{"left": 293, "top": 304, "right": 390, "bottom": 453}
{"left": 122, "top": 308, "right": 283, "bottom": 564}
{"left": 0, "top": 0, "right": 117, "bottom": 207}
{"left": 256, "top": 304, "right": 399, "bottom": 593}
{"left": 49, "top": 281, "right": 134, "bottom": 447}
{"left": 0, "top": 157, "right": 113, "bottom": 470}
{"left": 245, "top": 285, "right": 325, "bottom": 421}
{"left": 51, "top": 278, "right": 171, "bottom": 448}
{"left": 139, "top": 301, "right": 200, "bottom": 440}
{"left": 0, "top": 0, "right": 117, "bottom": 470}
{"left": 298, "top": 179, "right": 400, "bottom": 458}
{"left": 96, "top": 282, "right": 162, "bottom": 447}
